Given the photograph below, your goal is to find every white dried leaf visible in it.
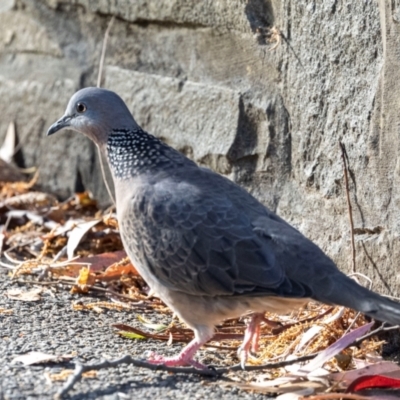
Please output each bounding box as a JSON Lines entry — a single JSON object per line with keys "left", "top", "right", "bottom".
{"left": 67, "top": 219, "right": 101, "bottom": 259}
{"left": 7, "top": 288, "right": 42, "bottom": 302}
{"left": 12, "top": 351, "right": 73, "bottom": 366}
{"left": 0, "top": 122, "right": 16, "bottom": 163}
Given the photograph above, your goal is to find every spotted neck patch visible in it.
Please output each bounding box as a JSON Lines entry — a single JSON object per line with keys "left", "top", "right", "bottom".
{"left": 107, "top": 128, "right": 185, "bottom": 180}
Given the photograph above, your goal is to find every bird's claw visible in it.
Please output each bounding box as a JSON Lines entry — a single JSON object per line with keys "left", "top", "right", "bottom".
{"left": 237, "top": 345, "right": 257, "bottom": 369}
{"left": 237, "top": 346, "right": 248, "bottom": 369}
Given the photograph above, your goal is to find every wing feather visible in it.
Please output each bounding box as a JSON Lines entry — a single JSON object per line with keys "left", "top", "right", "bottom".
{"left": 121, "top": 167, "right": 317, "bottom": 298}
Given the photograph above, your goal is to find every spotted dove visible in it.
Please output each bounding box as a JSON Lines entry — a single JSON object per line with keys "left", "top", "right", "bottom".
{"left": 48, "top": 87, "right": 400, "bottom": 368}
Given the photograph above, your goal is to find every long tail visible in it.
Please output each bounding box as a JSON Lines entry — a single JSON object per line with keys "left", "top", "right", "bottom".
{"left": 315, "top": 274, "right": 400, "bottom": 325}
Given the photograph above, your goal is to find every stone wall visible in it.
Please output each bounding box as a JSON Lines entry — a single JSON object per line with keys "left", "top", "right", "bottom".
{"left": 2, "top": 0, "right": 400, "bottom": 295}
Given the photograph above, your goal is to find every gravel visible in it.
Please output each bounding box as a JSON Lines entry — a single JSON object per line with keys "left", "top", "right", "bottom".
{"left": 0, "top": 271, "right": 274, "bottom": 399}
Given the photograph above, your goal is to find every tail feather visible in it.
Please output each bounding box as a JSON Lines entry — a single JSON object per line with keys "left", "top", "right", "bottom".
{"left": 315, "top": 274, "right": 400, "bottom": 326}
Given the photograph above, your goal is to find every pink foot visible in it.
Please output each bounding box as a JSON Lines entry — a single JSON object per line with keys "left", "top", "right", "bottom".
{"left": 146, "top": 329, "right": 214, "bottom": 370}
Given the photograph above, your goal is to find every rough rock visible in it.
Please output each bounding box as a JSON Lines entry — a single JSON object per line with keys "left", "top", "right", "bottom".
{"left": 105, "top": 66, "right": 241, "bottom": 174}
{"left": 1, "top": 0, "right": 400, "bottom": 295}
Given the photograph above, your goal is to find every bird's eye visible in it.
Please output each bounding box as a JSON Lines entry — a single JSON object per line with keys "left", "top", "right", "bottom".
{"left": 76, "top": 103, "right": 87, "bottom": 113}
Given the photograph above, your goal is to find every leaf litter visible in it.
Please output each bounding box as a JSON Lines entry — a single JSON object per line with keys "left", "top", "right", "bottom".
{"left": 12, "top": 352, "right": 74, "bottom": 366}
{"left": 1, "top": 174, "right": 400, "bottom": 398}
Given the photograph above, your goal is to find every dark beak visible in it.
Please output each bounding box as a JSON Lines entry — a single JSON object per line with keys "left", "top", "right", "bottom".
{"left": 47, "top": 115, "right": 72, "bottom": 136}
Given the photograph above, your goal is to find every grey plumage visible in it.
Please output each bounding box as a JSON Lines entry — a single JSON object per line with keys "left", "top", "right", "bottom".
{"left": 48, "top": 87, "right": 400, "bottom": 368}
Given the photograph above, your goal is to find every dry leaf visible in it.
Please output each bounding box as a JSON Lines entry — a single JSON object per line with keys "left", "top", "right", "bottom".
{"left": 67, "top": 219, "right": 101, "bottom": 259}
{"left": 12, "top": 351, "right": 73, "bottom": 365}
{"left": 329, "top": 361, "right": 400, "bottom": 389}
{"left": 101, "top": 259, "right": 138, "bottom": 280}
{"left": 228, "top": 379, "right": 321, "bottom": 394}
{"left": 276, "top": 389, "right": 314, "bottom": 399}
{"left": 305, "top": 394, "right": 380, "bottom": 399}
{"left": 7, "top": 288, "right": 42, "bottom": 302}
{"left": 299, "top": 322, "right": 374, "bottom": 374}
{"left": 137, "top": 315, "right": 168, "bottom": 331}
{"left": 78, "top": 250, "right": 127, "bottom": 273}
{"left": 75, "top": 191, "right": 97, "bottom": 207}
{"left": 0, "top": 192, "right": 58, "bottom": 211}
{"left": 76, "top": 266, "right": 95, "bottom": 287}
{"left": 45, "top": 219, "right": 81, "bottom": 238}
{"left": 0, "top": 121, "right": 16, "bottom": 163}
{"left": 70, "top": 266, "right": 95, "bottom": 293}
{"left": 0, "top": 231, "right": 4, "bottom": 254}
{"left": 49, "top": 263, "right": 89, "bottom": 278}
{"left": 294, "top": 325, "right": 323, "bottom": 353}
{"left": 347, "top": 374, "right": 400, "bottom": 392}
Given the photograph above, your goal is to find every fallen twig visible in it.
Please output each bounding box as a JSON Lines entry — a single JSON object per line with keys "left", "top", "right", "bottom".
{"left": 55, "top": 353, "right": 317, "bottom": 399}
{"left": 54, "top": 321, "right": 397, "bottom": 398}
{"left": 339, "top": 141, "right": 356, "bottom": 273}
{"left": 97, "top": 16, "right": 115, "bottom": 88}
{"left": 271, "top": 306, "right": 334, "bottom": 335}
{"left": 352, "top": 323, "right": 400, "bottom": 345}
{"left": 96, "top": 15, "right": 116, "bottom": 206}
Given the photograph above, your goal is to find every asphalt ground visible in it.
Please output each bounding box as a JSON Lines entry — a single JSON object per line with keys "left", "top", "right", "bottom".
{"left": 0, "top": 270, "right": 274, "bottom": 400}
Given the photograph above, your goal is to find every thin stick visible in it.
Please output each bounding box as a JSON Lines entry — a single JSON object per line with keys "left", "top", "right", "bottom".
{"left": 54, "top": 321, "right": 397, "bottom": 398}
{"left": 0, "top": 213, "right": 12, "bottom": 257}
{"left": 352, "top": 323, "right": 400, "bottom": 344}
{"left": 55, "top": 354, "right": 316, "bottom": 399}
{"left": 96, "top": 15, "right": 116, "bottom": 206}
{"left": 97, "top": 16, "right": 115, "bottom": 88}
{"left": 339, "top": 141, "right": 356, "bottom": 273}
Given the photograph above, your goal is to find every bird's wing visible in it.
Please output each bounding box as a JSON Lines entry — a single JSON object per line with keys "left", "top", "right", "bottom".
{"left": 122, "top": 167, "right": 318, "bottom": 298}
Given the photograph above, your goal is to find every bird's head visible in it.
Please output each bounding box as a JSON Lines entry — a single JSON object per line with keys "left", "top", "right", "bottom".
{"left": 47, "top": 87, "right": 137, "bottom": 146}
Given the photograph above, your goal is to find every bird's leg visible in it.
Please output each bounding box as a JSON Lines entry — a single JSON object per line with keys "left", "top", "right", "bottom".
{"left": 147, "top": 327, "right": 213, "bottom": 369}
{"left": 238, "top": 313, "right": 261, "bottom": 368}
{"left": 250, "top": 320, "right": 261, "bottom": 354}
{"left": 238, "top": 313, "right": 281, "bottom": 368}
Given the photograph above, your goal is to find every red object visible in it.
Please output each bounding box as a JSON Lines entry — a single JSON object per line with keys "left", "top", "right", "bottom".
{"left": 347, "top": 374, "right": 400, "bottom": 392}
